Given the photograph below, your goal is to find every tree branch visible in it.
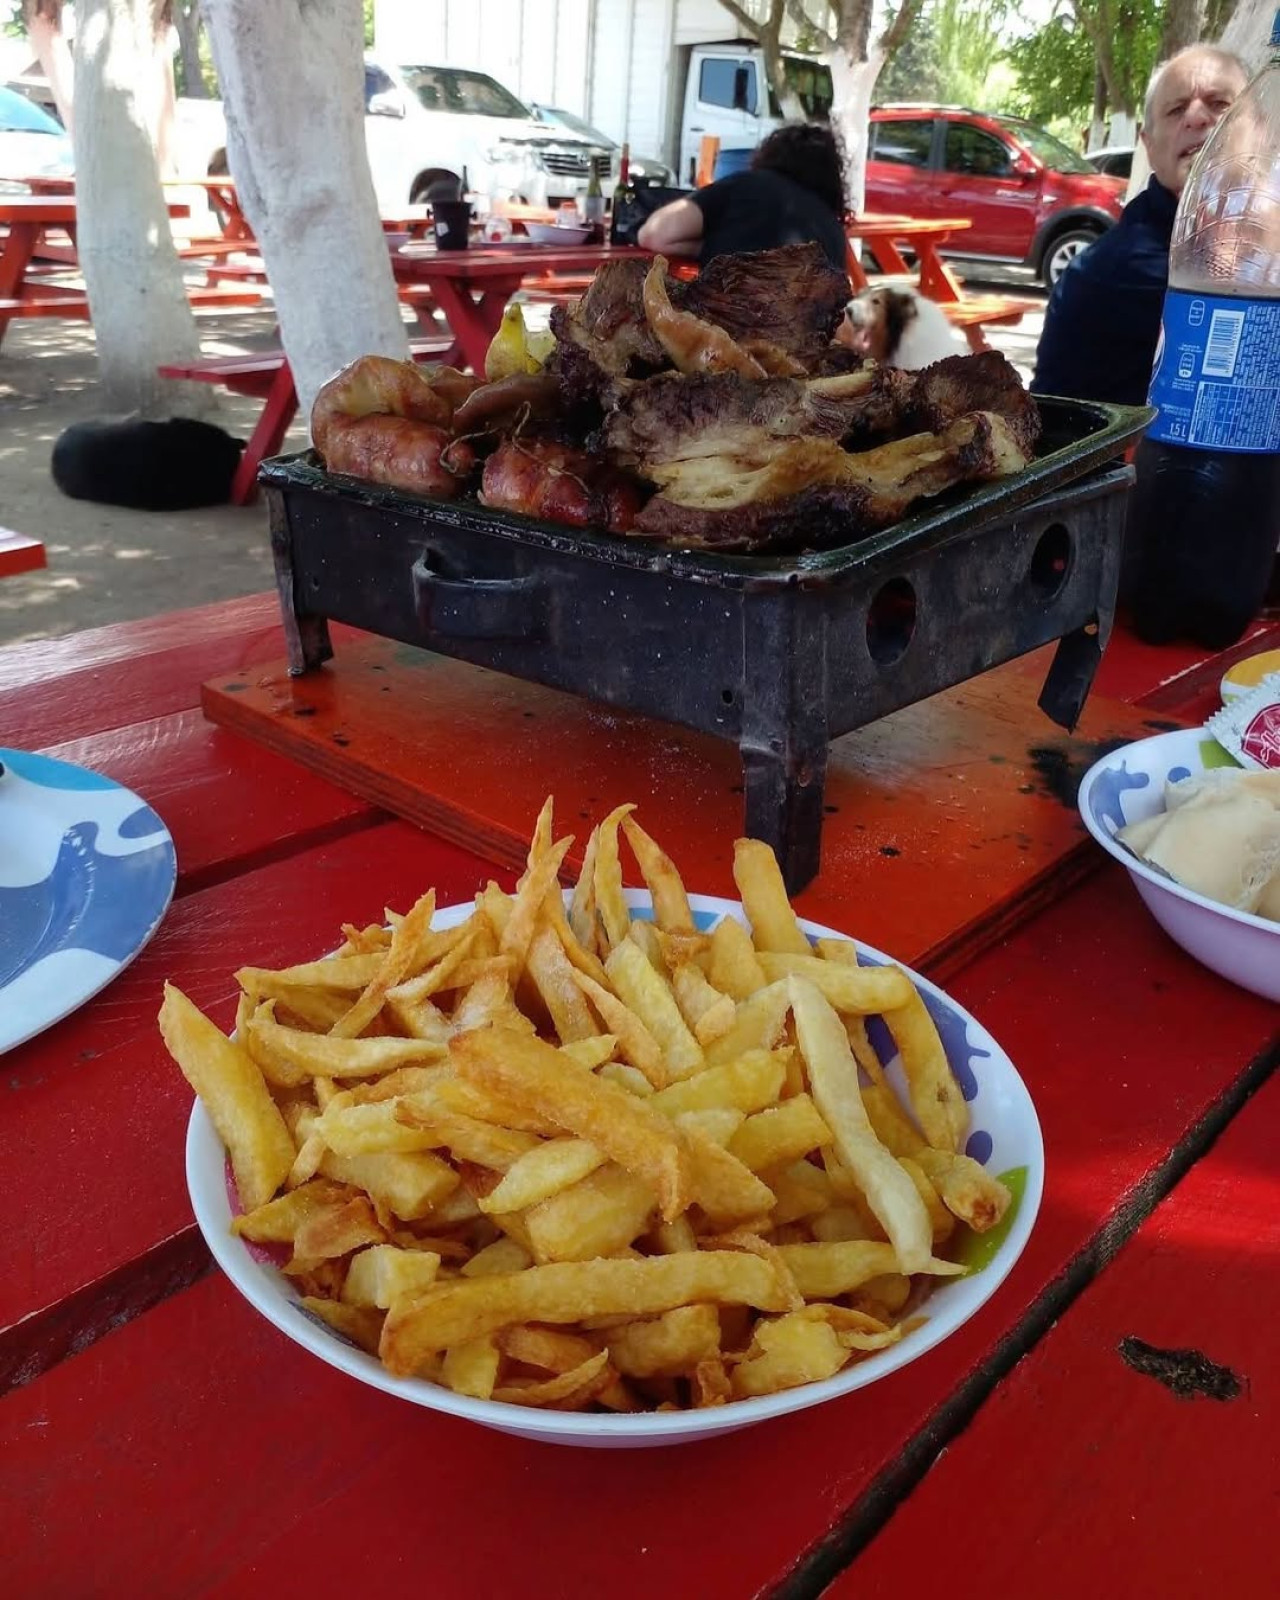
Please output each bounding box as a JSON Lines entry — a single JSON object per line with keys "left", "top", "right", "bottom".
{"left": 879, "top": 0, "right": 925, "bottom": 60}
{"left": 717, "top": 0, "right": 760, "bottom": 36}
{"left": 786, "top": 0, "right": 834, "bottom": 51}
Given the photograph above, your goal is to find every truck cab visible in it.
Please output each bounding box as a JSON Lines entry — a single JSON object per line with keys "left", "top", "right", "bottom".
{"left": 677, "top": 41, "right": 831, "bottom": 187}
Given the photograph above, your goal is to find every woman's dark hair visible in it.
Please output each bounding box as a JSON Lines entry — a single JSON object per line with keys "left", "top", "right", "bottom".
{"left": 750, "top": 122, "right": 847, "bottom": 217}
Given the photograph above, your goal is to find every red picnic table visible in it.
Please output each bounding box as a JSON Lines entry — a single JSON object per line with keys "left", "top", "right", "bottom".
{"left": 391, "top": 241, "right": 649, "bottom": 373}
{"left": 0, "top": 528, "right": 46, "bottom": 578}
{"left": 1, "top": 585, "right": 1277, "bottom": 1599}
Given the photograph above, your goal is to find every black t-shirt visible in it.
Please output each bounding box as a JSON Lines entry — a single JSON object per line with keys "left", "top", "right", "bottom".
{"left": 691, "top": 169, "right": 848, "bottom": 272}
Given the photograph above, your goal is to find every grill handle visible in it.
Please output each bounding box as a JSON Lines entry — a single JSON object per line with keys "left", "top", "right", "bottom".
{"left": 411, "top": 550, "right": 546, "bottom": 642}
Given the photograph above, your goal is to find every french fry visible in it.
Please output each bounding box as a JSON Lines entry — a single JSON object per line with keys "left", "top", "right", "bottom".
{"left": 526, "top": 925, "right": 598, "bottom": 1043}
{"left": 231, "top": 1178, "right": 353, "bottom": 1244}
{"left": 881, "top": 988, "right": 968, "bottom": 1154}
{"left": 500, "top": 835, "right": 574, "bottom": 976}
{"left": 789, "top": 977, "right": 933, "bottom": 1274}
{"left": 731, "top": 1310, "right": 848, "bottom": 1397}
{"left": 607, "top": 1304, "right": 721, "bottom": 1378}
{"left": 733, "top": 838, "right": 811, "bottom": 955}
{"left": 592, "top": 804, "right": 636, "bottom": 952}
{"left": 393, "top": 1095, "right": 542, "bottom": 1170}
{"left": 705, "top": 915, "right": 768, "bottom": 999}
{"left": 491, "top": 1349, "right": 612, "bottom": 1408}
{"left": 778, "top": 1240, "right": 965, "bottom": 1298}
{"left": 442, "top": 1335, "right": 501, "bottom": 1400}
{"left": 293, "top": 1194, "right": 387, "bottom": 1261}
{"left": 727, "top": 1093, "right": 832, "bottom": 1173}
{"left": 567, "top": 825, "right": 600, "bottom": 952}
{"left": 328, "top": 890, "right": 439, "bottom": 1038}
{"left": 570, "top": 966, "right": 667, "bottom": 1088}
{"left": 314, "top": 1099, "right": 443, "bottom": 1157}
{"left": 523, "top": 1164, "right": 657, "bottom": 1262}
{"left": 650, "top": 1050, "right": 788, "bottom": 1118}
{"left": 380, "top": 1252, "right": 792, "bottom": 1371}
{"left": 160, "top": 983, "right": 295, "bottom": 1211}
{"left": 758, "top": 953, "right": 914, "bottom": 1015}
{"left": 461, "top": 1237, "right": 533, "bottom": 1277}
{"left": 621, "top": 814, "right": 695, "bottom": 931}
{"left": 341, "top": 1244, "right": 442, "bottom": 1308}
{"left": 300, "top": 1297, "right": 384, "bottom": 1356}
{"left": 451, "top": 1027, "right": 694, "bottom": 1221}
{"left": 671, "top": 962, "right": 736, "bottom": 1047}
{"left": 681, "top": 1124, "right": 777, "bottom": 1227}
{"left": 477, "top": 1137, "right": 608, "bottom": 1215}
{"left": 912, "top": 1146, "right": 1012, "bottom": 1233}
{"left": 704, "top": 981, "right": 793, "bottom": 1066}
{"left": 605, "top": 939, "right": 704, "bottom": 1081}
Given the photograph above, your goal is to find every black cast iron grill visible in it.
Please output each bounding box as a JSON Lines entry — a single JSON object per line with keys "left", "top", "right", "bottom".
{"left": 261, "top": 396, "right": 1151, "bottom": 891}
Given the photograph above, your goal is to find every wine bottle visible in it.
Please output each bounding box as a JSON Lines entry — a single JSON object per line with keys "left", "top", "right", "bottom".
{"left": 609, "top": 142, "right": 636, "bottom": 245}
{"left": 583, "top": 162, "right": 605, "bottom": 243}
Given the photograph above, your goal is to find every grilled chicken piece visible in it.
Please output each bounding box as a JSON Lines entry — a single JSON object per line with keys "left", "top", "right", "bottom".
{"left": 629, "top": 411, "right": 1034, "bottom": 552}
{"left": 642, "top": 256, "right": 768, "bottom": 378}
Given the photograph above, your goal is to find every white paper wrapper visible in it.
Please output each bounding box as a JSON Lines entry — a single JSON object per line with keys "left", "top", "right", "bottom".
{"left": 1205, "top": 672, "right": 1280, "bottom": 771}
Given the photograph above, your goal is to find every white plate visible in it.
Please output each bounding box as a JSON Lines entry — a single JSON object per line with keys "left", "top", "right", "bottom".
{"left": 1078, "top": 727, "right": 1280, "bottom": 1002}
{"left": 1, "top": 748, "right": 177, "bottom": 1054}
{"left": 186, "top": 891, "right": 1044, "bottom": 1447}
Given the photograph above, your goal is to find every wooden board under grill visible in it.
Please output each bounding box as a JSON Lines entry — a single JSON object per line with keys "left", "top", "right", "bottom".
{"left": 202, "top": 638, "right": 1170, "bottom": 979}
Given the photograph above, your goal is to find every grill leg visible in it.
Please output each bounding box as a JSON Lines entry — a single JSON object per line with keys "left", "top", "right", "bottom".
{"left": 268, "top": 494, "right": 332, "bottom": 675}
{"left": 741, "top": 734, "right": 828, "bottom": 895}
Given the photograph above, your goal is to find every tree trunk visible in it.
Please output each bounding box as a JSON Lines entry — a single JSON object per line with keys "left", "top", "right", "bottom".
{"left": 173, "top": 0, "right": 209, "bottom": 96}
{"left": 72, "top": 0, "right": 212, "bottom": 417}
{"left": 201, "top": 0, "right": 408, "bottom": 422}
{"left": 1089, "top": 61, "right": 1108, "bottom": 151}
{"left": 830, "top": 47, "right": 883, "bottom": 214}
{"left": 1159, "top": 0, "right": 1208, "bottom": 57}
{"left": 1220, "top": 0, "right": 1275, "bottom": 71}
{"left": 24, "top": 1, "right": 75, "bottom": 132}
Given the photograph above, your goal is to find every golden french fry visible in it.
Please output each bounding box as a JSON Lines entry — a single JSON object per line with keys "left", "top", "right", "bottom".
{"left": 860, "top": 1082, "right": 925, "bottom": 1157}
{"left": 236, "top": 953, "right": 385, "bottom": 997}
{"left": 492, "top": 1349, "right": 612, "bottom": 1408}
{"left": 231, "top": 1178, "right": 351, "bottom": 1244}
{"left": 380, "top": 1251, "right": 791, "bottom": 1370}
{"left": 461, "top": 1237, "right": 533, "bottom": 1278}
{"left": 558, "top": 1034, "right": 617, "bottom": 1070}
{"left": 500, "top": 835, "right": 573, "bottom": 975}
{"left": 499, "top": 1324, "right": 599, "bottom": 1373}
{"left": 592, "top": 804, "right": 636, "bottom": 952}
{"left": 681, "top": 1123, "right": 777, "bottom": 1227}
{"left": 599, "top": 1061, "right": 656, "bottom": 1096}
{"left": 731, "top": 1310, "right": 848, "bottom": 1398}
{"left": 671, "top": 962, "right": 735, "bottom": 1044}
{"left": 733, "top": 838, "right": 811, "bottom": 955}
{"left": 393, "top": 1095, "right": 542, "bottom": 1170}
{"left": 568, "top": 825, "right": 600, "bottom": 952}
{"left": 442, "top": 1335, "right": 501, "bottom": 1400}
{"left": 758, "top": 953, "right": 914, "bottom": 1015}
{"left": 605, "top": 939, "right": 704, "bottom": 1081}
{"left": 570, "top": 966, "right": 667, "bottom": 1087}
{"left": 300, "top": 1297, "right": 384, "bottom": 1356}
{"left": 315, "top": 1141, "right": 460, "bottom": 1222}
{"left": 881, "top": 988, "right": 968, "bottom": 1154}
{"left": 704, "top": 980, "right": 793, "bottom": 1066}
{"left": 912, "top": 1146, "right": 1012, "bottom": 1233}
{"left": 542, "top": 887, "right": 610, "bottom": 987}
{"left": 727, "top": 1093, "right": 832, "bottom": 1173}
{"left": 341, "top": 1244, "right": 442, "bottom": 1308}
{"left": 705, "top": 915, "right": 768, "bottom": 999}
{"left": 524, "top": 1164, "right": 657, "bottom": 1263}
{"left": 606, "top": 1304, "right": 721, "bottom": 1378}
{"left": 293, "top": 1194, "right": 386, "bottom": 1261}
{"left": 330, "top": 891, "right": 439, "bottom": 1039}
{"left": 314, "top": 1099, "right": 442, "bottom": 1156}
{"left": 650, "top": 1049, "right": 788, "bottom": 1118}
{"left": 899, "top": 1156, "right": 956, "bottom": 1246}
{"left": 789, "top": 977, "right": 933, "bottom": 1274}
{"left": 478, "top": 1137, "right": 607, "bottom": 1215}
{"left": 524, "top": 795, "right": 555, "bottom": 878}
{"left": 526, "top": 925, "right": 598, "bottom": 1043}
{"left": 159, "top": 983, "right": 295, "bottom": 1212}
{"left": 778, "top": 1240, "right": 965, "bottom": 1298}
{"left": 451, "top": 1027, "right": 693, "bottom": 1221}
{"left": 621, "top": 814, "right": 694, "bottom": 931}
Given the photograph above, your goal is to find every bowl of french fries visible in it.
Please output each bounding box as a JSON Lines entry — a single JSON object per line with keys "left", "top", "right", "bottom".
{"left": 169, "top": 802, "right": 1043, "bottom": 1447}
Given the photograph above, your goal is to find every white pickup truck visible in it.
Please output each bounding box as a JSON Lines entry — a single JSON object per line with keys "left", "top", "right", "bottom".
{"left": 676, "top": 40, "right": 832, "bottom": 187}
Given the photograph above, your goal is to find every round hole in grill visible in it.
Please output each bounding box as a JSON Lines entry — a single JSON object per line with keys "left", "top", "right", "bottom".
{"left": 1029, "top": 523, "right": 1071, "bottom": 599}
{"left": 866, "top": 577, "right": 917, "bottom": 666}
{"left": 721, "top": 688, "right": 735, "bottom": 706}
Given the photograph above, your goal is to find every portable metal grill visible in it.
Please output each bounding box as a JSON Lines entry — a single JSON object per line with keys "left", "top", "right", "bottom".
{"left": 260, "top": 396, "right": 1151, "bottom": 891}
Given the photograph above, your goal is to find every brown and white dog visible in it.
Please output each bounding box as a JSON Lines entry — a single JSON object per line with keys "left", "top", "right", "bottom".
{"left": 838, "top": 284, "right": 965, "bottom": 369}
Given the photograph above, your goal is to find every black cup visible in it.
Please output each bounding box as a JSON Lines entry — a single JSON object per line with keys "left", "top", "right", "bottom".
{"left": 433, "top": 199, "right": 472, "bottom": 251}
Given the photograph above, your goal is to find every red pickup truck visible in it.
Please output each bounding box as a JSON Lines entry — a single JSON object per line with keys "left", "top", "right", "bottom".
{"left": 865, "top": 105, "right": 1129, "bottom": 287}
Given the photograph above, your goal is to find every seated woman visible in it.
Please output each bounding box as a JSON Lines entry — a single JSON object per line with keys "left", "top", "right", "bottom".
{"left": 637, "top": 123, "right": 849, "bottom": 273}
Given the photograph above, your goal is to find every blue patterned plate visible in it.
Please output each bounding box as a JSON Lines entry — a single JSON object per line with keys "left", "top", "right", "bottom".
{"left": 0, "top": 747, "right": 177, "bottom": 1054}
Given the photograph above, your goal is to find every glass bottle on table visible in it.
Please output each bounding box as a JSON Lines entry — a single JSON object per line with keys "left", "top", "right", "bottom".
{"left": 609, "top": 143, "right": 636, "bottom": 245}
{"left": 583, "top": 162, "right": 606, "bottom": 243}
{"left": 1125, "top": 10, "right": 1280, "bottom": 648}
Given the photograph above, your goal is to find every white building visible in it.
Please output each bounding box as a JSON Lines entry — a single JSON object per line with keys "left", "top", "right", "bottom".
{"left": 372, "top": 0, "right": 763, "bottom": 173}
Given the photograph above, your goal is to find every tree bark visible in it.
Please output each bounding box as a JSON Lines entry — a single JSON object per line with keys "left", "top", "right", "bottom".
{"left": 718, "top": 0, "right": 805, "bottom": 119}
{"left": 1220, "top": 0, "right": 1274, "bottom": 71}
{"left": 173, "top": 0, "right": 210, "bottom": 96}
{"left": 1159, "top": 0, "right": 1208, "bottom": 57}
{"left": 23, "top": 0, "right": 75, "bottom": 132}
{"left": 825, "top": 0, "right": 923, "bottom": 214}
{"left": 201, "top": 0, "right": 409, "bottom": 422}
{"left": 72, "top": 0, "right": 212, "bottom": 417}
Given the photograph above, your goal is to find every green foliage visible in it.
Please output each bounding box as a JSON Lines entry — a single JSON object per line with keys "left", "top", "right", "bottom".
{"left": 1005, "top": 0, "right": 1162, "bottom": 124}
{"left": 364, "top": 0, "right": 375, "bottom": 48}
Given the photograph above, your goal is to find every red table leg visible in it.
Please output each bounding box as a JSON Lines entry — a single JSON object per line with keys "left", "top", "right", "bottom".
{"left": 0, "top": 222, "right": 38, "bottom": 349}
{"left": 914, "top": 238, "right": 966, "bottom": 303}
{"left": 229, "top": 362, "right": 300, "bottom": 505}
{"left": 422, "top": 273, "right": 523, "bottom": 373}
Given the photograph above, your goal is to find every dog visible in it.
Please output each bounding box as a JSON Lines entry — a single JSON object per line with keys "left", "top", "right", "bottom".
{"left": 51, "top": 416, "right": 245, "bottom": 511}
{"left": 838, "top": 284, "right": 966, "bottom": 370}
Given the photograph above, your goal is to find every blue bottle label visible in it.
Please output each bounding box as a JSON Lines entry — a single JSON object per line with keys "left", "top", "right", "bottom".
{"left": 1147, "top": 289, "right": 1280, "bottom": 452}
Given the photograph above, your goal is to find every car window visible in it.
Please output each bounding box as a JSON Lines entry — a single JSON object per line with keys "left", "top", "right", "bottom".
{"left": 869, "top": 119, "right": 933, "bottom": 168}
{"left": 783, "top": 59, "right": 833, "bottom": 120}
{"left": 0, "top": 86, "right": 63, "bottom": 135}
{"left": 1002, "top": 119, "right": 1093, "bottom": 174}
{"left": 398, "top": 66, "right": 529, "bottom": 118}
{"left": 363, "top": 65, "right": 395, "bottom": 110}
{"left": 944, "top": 124, "right": 1012, "bottom": 178}
{"left": 700, "top": 59, "right": 742, "bottom": 109}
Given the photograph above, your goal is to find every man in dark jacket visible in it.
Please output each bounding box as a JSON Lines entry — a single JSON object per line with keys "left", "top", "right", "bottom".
{"left": 1033, "top": 45, "right": 1247, "bottom": 405}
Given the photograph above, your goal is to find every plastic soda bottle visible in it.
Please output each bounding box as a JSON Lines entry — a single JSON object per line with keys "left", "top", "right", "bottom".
{"left": 1126, "top": 12, "right": 1280, "bottom": 647}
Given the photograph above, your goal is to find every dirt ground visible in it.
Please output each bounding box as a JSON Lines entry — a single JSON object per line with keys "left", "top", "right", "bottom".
{"left": 0, "top": 275, "right": 1046, "bottom": 650}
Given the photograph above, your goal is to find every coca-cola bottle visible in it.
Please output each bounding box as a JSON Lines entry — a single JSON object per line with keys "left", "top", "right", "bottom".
{"left": 1126, "top": 13, "right": 1280, "bottom": 648}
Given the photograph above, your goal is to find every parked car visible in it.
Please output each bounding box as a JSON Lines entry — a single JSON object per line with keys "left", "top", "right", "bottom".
{"left": 676, "top": 39, "right": 832, "bottom": 188}
{"left": 865, "top": 106, "right": 1128, "bottom": 287}
{"left": 1086, "top": 145, "right": 1135, "bottom": 180}
{"left": 0, "top": 83, "right": 73, "bottom": 193}
{"left": 528, "top": 102, "right": 674, "bottom": 187}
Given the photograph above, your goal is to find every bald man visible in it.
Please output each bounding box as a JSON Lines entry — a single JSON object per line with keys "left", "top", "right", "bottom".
{"left": 1033, "top": 45, "right": 1249, "bottom": 406}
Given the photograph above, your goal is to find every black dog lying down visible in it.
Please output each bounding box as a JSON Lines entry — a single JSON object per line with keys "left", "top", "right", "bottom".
{"left": 51, "top": 417, "right": 245, "bottom": 510}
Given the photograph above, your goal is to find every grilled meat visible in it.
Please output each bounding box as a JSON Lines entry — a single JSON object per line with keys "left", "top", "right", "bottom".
{"left": 630, "top": 412, "right": 1034, "bottom": 552}
{"left": 680, "top": 243, "right": 851, "bottom": 369}
{"left": 480, "top": 436, "right": 649, "bottom": 534}
{"left": 906, "top": 351, "right": 1040, "bottom": 455}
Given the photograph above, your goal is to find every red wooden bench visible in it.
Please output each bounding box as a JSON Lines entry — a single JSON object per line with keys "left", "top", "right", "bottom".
{"left": 941, "top": 293, "right": 1042, "bottom": 352}
{"left": 157, "top": 335, "right": 456, "bottom": 505}
{"left": 0, "top": 527, "right": 47, "bottom": 579}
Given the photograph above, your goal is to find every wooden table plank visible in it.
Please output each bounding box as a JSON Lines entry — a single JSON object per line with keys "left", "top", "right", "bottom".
{"left": 1, "top": 821, "right": 504, "bottom": 1391}
{"left": 831, "top": 1071, "right": 1280, "bottom": 1600}
{"left": 39, "top": 709, "right": 382, "bottom": 895}
{"left": 4, "top": 873, "right": 1274, "bottom": 1599}
{"left": 0, "top": 528, "right": 46, "bottom": 578}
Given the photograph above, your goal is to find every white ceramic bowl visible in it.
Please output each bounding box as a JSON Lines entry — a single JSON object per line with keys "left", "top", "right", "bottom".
{"left": 1078, "top": 727, "right": 1280, "bottom": 1003}
{"left": 525, "top": 221, "right": 591, "bottom": 245}
{"left": 186, "top": 891, "right": 1044, "bottom": 1448}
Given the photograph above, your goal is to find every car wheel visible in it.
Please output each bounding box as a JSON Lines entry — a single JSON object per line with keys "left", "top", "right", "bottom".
{"left": 1042, "top": 227, "right": 1101, "bottom": 288}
